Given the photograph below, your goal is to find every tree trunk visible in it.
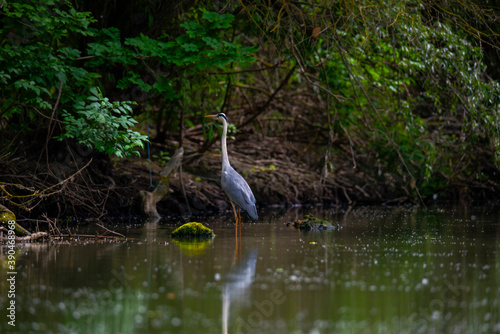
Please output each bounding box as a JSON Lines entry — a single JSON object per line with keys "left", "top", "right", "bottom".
{"left": 0, "top": 203, "right": 30, "bottom": 236}
{"left": 139, "top": 147, "right": 184, "bottom": 218}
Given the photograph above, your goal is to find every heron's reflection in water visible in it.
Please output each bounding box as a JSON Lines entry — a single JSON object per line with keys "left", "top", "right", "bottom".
{"left": 222, "top": 249, "right": 258, "bottom": 334}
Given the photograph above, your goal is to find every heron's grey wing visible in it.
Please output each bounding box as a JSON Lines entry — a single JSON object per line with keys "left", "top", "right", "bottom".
{"left": 221, "top": 166, "right": 258, "bottom": 220}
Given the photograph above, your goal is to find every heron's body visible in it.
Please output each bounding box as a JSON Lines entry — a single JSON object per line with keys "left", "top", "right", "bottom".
{"left": 221, "top": 165, "right": 258, "bottom": 220}
{"left": 205, "top": 113, "right": 258, "bottom": 223}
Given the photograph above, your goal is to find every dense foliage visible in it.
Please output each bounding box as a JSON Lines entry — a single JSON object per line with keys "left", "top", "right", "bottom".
{"left": 0, "top": 1, "right": 254, "bottom": 157}
{"left": 0, "top": 1, "right": 146, "bottom": 157}
{"left": 1, "top": 0, "right": 500, "bottom": 215}
{"left": 233, "top": 0, "right": 500, "bottom": 201}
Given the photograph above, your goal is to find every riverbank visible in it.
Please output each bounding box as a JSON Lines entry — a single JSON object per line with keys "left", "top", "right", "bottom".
{"left": 2, "top": 127, "right": 499, "bottom": 221}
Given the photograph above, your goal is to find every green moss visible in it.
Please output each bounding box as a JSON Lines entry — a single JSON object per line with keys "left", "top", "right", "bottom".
{"left": 1, "top": 209, "right": 30, "bottom": 236}
{"left": 171, "top": 222, "right": 215, "bottom": 239}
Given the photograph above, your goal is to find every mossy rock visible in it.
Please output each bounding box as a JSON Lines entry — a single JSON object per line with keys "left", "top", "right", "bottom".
{"left": 171, "top": 222, "right": 215, "bottom": 239}
{"left": 287, "top": 215, "right": 333, "bottom": 231}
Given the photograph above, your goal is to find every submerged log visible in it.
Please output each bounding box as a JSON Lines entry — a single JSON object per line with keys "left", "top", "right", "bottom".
{"left": 0, "top": 231, "right": 48, "bottom": 242}
{"left": 286, "top": 215, "right": 336, "bottom": 231}
{"left": 139, "top": 147, "right": 184, "bottom": 218}
{"left": 0, "top": 203, "right": 30, "bottom": 236}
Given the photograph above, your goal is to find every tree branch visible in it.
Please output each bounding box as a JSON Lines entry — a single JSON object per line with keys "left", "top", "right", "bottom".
{"left": 238, "top": 63, "right": 297, "bottom": 129}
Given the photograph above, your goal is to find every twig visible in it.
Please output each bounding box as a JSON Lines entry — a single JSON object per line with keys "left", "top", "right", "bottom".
{"left": 51, "top": 234, "right": 128, "bottom": 240}
{"left": 43, "top": 79, "right": 64, "bottom": 167}
{"left": 96, "top": 223, "right": 126, "bottom": 238}
{"left": 42, "top": 214, "right": 62, "bottom": 236}
{"left": 238, "top": 63, "right": 298, "bottom": 129}
{"left": 0, "top": 158, "right": 93, "bottom": 212}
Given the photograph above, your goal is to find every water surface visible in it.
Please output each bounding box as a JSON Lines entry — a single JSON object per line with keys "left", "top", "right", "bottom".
{"left": 1, "top": 206, "right": 499, "bottom": 333}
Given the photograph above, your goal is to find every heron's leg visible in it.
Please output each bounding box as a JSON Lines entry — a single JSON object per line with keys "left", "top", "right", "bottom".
{"left": 237, "top": 207, "right": 241, "bottom": 259}
{"left": 230, "top": 201, "right": 238, "bottom": 238}
{"left": 237, "top": 207, "right": 241, "bottom": 236}
{"left": 230, "top": 202, "right": 238, "bottom": 224}
{"left": 230, "top": 202, "right": 240, "bottom": 263}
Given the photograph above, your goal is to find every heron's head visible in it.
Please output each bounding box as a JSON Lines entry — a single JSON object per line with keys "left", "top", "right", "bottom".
{"left": 205, "top": 113, "right": 227, "bottom": 123}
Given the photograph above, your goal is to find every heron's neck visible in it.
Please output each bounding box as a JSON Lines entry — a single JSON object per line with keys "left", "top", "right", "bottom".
{"left": 221, "top": 119, "right": 230, "bottom": 170}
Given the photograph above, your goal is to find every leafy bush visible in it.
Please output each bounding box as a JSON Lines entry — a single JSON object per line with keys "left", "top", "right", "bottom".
{"left": 56, "top": 88, "right": 148, "bottom": 158}
{"left": 85, "top": 8, "right": 257, "bottom": 135}
{"left": 1, "top": 1, "right": 252, "bottom": 158}
{"left": 240, "top": 0, "right": 500, "bottom": 199}
{"left": 0, "top": 1, "right": 146, "bottom": 157}
{"left": 308, "top": 5, "right": 500, "bottom": 198}
{"left": 0, "top": 1, "right": 96, "bottom": 117}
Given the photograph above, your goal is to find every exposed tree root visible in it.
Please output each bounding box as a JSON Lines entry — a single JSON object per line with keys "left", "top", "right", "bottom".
{"left": 139, "top": 147, "right": 183, "bottom": 218}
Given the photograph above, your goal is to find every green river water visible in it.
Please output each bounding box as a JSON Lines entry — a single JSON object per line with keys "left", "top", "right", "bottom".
{"left": 1, "top": 205, "right": 499, "bottom": 333}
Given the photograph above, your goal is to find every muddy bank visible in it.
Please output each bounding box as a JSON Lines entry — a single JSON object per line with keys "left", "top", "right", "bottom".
{"left": 2, "top": 128, "right": 499, "bottom": 221}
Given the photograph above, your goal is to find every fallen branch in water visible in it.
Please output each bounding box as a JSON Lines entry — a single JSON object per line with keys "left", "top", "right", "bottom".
{"left": 0, "top": 214, "right": 130, "bottom": 244}
{"left": 0, "top": 227, "right": 48, "bottom": 242}
{"left": 50, "top": 234, "right": 128, "bottom": 240}
{"left": 0, "top": 226, "right": 127, "bottom": 242}
{"left": 96, "top": 223, "right": 126, "bottom": 238}
{"left": 42, "top": 214, "right": 128, "bottom": 240}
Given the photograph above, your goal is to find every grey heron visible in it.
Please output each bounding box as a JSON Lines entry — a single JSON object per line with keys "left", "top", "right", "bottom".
{"left": 205, "top": 113, "right": 258, "bottom": 234}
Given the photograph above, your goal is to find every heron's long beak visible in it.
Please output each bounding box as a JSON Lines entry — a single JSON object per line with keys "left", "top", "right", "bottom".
{"left": 205, "top": 115, "right": 217, "bottom": 119}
